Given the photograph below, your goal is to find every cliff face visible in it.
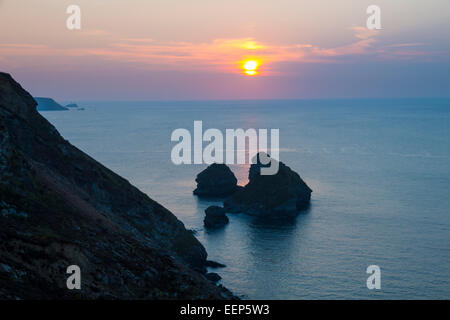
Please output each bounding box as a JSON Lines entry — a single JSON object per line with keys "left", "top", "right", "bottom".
{"left": 0, "top": 72, "right": 232, "bottom": 299}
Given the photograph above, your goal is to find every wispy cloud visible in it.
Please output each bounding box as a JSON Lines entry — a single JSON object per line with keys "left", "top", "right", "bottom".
{"left": 0, "top": 26, "right": 440, "bottom": 74}
{"left": 386, "top": 43, "right": 425, "bottom": 48}
{"left": 76, "top": 26, "right": 383, "bottom": 73}
{"left": 314, "top": 26, "right": 378, "bottom": 57}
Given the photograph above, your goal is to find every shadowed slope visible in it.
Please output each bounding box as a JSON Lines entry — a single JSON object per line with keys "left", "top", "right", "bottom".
{"left": 0, "top": 72, "right": 234, "bottom": 299}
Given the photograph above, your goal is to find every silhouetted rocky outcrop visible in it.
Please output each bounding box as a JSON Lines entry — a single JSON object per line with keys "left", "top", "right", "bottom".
{"left": 205, "top": 260, "right": 226, "bottom": 268}
{"left": 0, "top": 72, "right": 234, "bottom": 299}
{"left": 194, "top": 163, "right": 241, "bottom": 197}
{"left": 34, "top": 97, "right": 68, "bottom": 111}
{"left": 205, "top": 272, "right": 222, "bottom": 283}
{"left": 224, "top": 153, "right": 312, "bottom": 217}
{"left": 204, "top": 206, "right": 229, "bottom": 229}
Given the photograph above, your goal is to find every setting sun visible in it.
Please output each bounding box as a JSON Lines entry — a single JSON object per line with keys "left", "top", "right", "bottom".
{"left": 243, "top": 59, "right": 260, "bottom": 76}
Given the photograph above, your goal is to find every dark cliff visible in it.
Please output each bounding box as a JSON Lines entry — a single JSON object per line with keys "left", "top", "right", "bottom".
{"left": 0, "top": 72, "right": 233, "bottom": 299}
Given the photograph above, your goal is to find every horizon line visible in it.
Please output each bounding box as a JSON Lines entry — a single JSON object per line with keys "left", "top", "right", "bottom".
{"left": 46, "top": 96, "right": 450, "bottom": 103}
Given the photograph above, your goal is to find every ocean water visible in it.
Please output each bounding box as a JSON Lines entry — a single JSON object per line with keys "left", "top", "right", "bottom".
{"left": 41, "top": 98, "right": 450, "bottom": 299}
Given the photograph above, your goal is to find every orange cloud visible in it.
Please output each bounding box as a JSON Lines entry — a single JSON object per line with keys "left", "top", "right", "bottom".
{"left": 82, "top": 27, "right": 380, "bottom": 73}
{"left": 0, "top": 26, "right": 436, "bottom": 74}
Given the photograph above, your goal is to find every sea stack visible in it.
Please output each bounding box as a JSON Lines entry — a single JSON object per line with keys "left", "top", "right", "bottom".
{"left": 193, "top": 163, "right": 241, "bottom": 197}
{"left": 204, "top": 206, "right": 229, "bottom": 229}
{"left": 224, "top": 153, "right": 312, "bottom": 217}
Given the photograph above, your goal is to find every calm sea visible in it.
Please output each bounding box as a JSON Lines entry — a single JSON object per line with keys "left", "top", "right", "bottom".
{"left": 41, "top": 98, "right": 450, "bottom": 299}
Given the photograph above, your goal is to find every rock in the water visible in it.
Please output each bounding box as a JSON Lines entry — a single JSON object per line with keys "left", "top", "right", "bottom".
{"left": 194, "top": 163, "right": 241, "bottom": 197}
{"left": 224, "top": 153, "right": 312, "bottom": 217}
{"left": 65, "top": 103, "right": 79, "bottom": 108}
{"left": 204, "top": 206, "right": 229, "bottom": 229}
{"left": 205, "top": 260, "right": 227, "bottom": 268}
{"left": 205, "top": 272, "right": 222, "bottom": 283}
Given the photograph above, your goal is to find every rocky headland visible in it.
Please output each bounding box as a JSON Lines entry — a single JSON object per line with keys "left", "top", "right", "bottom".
{"left": 34, "top": 97, "right": 68, "bottom": 111}
{"left": 0, "top": 72, "right": 234, "bottom": 299}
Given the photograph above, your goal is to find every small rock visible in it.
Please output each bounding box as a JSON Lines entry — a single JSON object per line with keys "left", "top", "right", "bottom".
{"left": 205, "top": 272, "right": 222, "bottom": 283}
{"left": 205, "top": 260, "right": 226, "bottom": 268}
{"left": 204, "top": 206, "right": 229, "bottom": 229}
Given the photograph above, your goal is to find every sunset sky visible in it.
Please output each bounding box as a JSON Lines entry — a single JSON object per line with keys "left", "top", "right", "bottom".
{"left": 1, "top": 0, "right": 449, "bottom": 100}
